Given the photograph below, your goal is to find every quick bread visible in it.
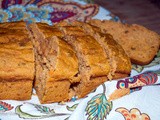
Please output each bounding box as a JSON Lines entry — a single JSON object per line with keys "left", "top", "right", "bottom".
{"left": 0, "top": 21, "right": 131, "bottom": 103}
{"left": 0, "top": 22, "right": 35, "bottom": 100}
{"left": 29, "top": 23, "right": 111, "bottom": 102}
{"left": 64, "top": 21, "right": 131, "bottom": 79}
{"left": 29, "top": 22, "right": 131, "bottom": 103}
{"left": 28, "top": 23, "right": 79, "bottom": 103}
{"left": 59, "top": 25, "right": 111, "bottom": 98}
{"left": 89, "top": 19, "right": 160, "bottom": 65}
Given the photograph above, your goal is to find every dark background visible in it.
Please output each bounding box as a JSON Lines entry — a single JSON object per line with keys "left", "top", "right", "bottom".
{"left": 94, "top": 0, "right": 160, "bottom": 34}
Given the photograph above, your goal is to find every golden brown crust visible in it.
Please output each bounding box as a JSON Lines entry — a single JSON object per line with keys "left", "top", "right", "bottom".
{"left": 30, "top": 22, "right": 131, "bottom": 103}
{"left": 58, "top": 24, "right": 130, "bottom": 100}
{"left": 77, "top": 76, "right": 108, "bottom": 98}
{"left": 0, "top": 22, "right": 35, "bottom": 81}
{"left": 0, "top": 22, "right": 34, "bottom": 100}
{"left": 40, "top": 80, "right": 71, "bottom": 103}
{"left": 0, "top": 80, "right": 33, "bottom": 100}
{"left": 38, "top": 36, "right": 79, "bottom": 103}
{"left": 35, "top": 23, "right": 63, "bottom": 38}
{"left": 96, "top": 33, "right": 131, "bottom": 74}
{"left": 59, "top": 25, "right": 111, "bottom": 77}
{"left": 0, "top": 21, "right": 27, "bottom": 29}
{"left": 89, "top": 19, "right": 160, "bottom": 65}
{"left": 59, "top": 21, "right": 131, "bottom": 76}
{"left": 48, "top": 37, "right": 79, "bottom": 82}
{"left": 0, "top": 21, "right": 132, "bottom": 103}
{"left": 29, "top": 23, "right": 80, "bottom": 103}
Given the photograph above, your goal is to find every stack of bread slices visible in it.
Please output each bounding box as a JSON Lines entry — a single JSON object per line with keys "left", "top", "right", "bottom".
{"left": 0, "top": 20, "right": 159, "bottom": 104}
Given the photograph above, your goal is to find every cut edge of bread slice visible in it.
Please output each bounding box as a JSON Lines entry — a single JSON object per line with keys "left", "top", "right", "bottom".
{"left": 58, "top": 25, "right": 111, "bottom": 98}
{"left": 28, "top": 23, "right": 80, "bottom": 103}
{"left": 63, "top": 21, "right": 131, "bottom": 78}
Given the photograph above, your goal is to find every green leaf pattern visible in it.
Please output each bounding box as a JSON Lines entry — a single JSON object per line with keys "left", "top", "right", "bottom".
{"left": 15, "top": 103, "right": 70, "bottom": 119}
{"left": 85, "top": 93, "right": 112, "bottom": 120}
{"left": 66, "top": 103, "right": 79, "bottom": 112}
{"left": 31, "top": 103, "right": 55, "bottom": 114}
{"left": 15, "top": 105, "right": 43, "bottom": 119}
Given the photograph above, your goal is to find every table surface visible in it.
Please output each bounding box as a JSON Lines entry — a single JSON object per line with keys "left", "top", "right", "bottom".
{"left": 95, "top": 0, "right": 160, "bottom": 34}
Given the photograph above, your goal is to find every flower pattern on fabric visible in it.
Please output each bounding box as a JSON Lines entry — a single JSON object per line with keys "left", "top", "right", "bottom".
{"left": 8, "top": 5, "right": 29, "bottom": 22}
{"left": 43, "top": 2, "right": 99, "bottom": 23}
{"left": 1, "top": 4, "right": 53, "bottom": 24}
{"left": 0, "top": 9, "right": 12, "bottom": 22}
{"left": 15, "top": 103, "right": 70, "bottom": 119}
{"left": 117, "top": 72, "right": 158, "bottom": 89}
{"left": 1, "top": 0, "right": 30, "bottom": 9}
{"left": 0, "top": 101, "right": 14, "bottom": 112}
{"left": 25, "top": 4, "right": 54, "bottom": 24}
{"left": 116, "top": 107, "right": 150, "bottom": 120}
{"left": 0, "top": 0, "right": 99, "bottom": 25}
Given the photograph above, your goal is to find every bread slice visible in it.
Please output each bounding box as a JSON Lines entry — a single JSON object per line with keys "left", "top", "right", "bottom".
{"left": 29, "top": 22, "right": 131, "bottom": 103}
{"left": 57, "top": 21, "right": 131, "bottom": 78}
{"left": 58, "top": 25, "right": 113, "bottom": 98}
{"left": 89, "top": 19, "right": 160, "bottom": 65}
{"left": 0, "top": 22, "right": 35, "bottom": 100}
{"left": 29, "top": 23, "right": 79, "bottom": 103}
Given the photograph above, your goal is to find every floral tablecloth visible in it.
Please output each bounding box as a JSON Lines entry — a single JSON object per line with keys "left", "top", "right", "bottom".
{"left": 0, "top": 0, "right": 160, "bottom": 120}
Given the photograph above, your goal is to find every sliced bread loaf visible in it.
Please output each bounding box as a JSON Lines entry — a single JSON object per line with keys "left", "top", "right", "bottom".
{"left": 0, "top": 21, "right": 132, "bottom": 103}
{"left": 29, "top": 22, "right": 131, "bottom": 103}
{"left": 89, "top": 19, "right": 160, "bottom": 65}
